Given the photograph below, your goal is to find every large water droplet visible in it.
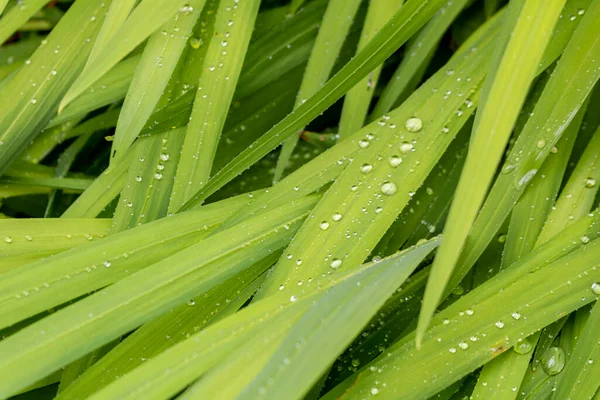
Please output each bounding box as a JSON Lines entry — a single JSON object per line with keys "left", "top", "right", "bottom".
{"left": 332, "top": 213, "right": 342, "bottom": 221}
{"left": 514, "top": 337, "right": 534, "bottom": 354}
{"left": 591, "top": 282, "right": 600, "bottom": 295}
{"left": 584, "top": 177, "right": 596, "bottom": 188}
{"left": 389, "top": 156, "right": 402, "bottom": 167}
{"left": 360, "top": 164, "right": 373, "bottom": 174}
{"left": 399, "top": 142, "right": 413, "bottom": 153}
{"left": 319, "top": 221, "right": 330, "bottom": 231}
{"left": 330, "top": 259, "right": 342, "bottom": 270}
{"left": 180, "top": 4, "right": 194, "bottom": 15}
{"left": 405, "top": 117, "right": 423, "bottom": 133}
{"left": 541, "top": 346, "right": 566, "bottom": 376}
{"left": 381, "top": 182, "right": 397, "bottom": 196}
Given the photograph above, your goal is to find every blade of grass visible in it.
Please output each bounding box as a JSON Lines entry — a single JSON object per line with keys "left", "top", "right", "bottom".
{"left": 235, "top": 0, "right": 326, "bottom": 100}
{"left": 327, "top": 234, "right": 600, "bottom": 399}
{"left": 0, "top": 0, "right": 112, "bottom": 175}
{"left": 177, "top": 0, "right": 454, "bottom": 209}
{"left": 553, "top": 300, "right": 600, "bottom": 399}
{"left": 258, "top": 14, "right": 499, "bottom": 297}
{"left": 470, "top": 102, "right": 587, "bottom": 400}
{"left": 167, "top": 0, "right": 261, "bottom": 212}
{"left": 0, "top": 191, "right": 261, "bottom": 330}
{"left": 81, "top": 240, "right": 437, "bottom": 400}
{"left": 240, "top": 241, "right": 439, "bottom": 400}
{"left": 0, "top": 196, "right": 317, "bottom": 397}
{"left": 111, "top": 128, "right": 185, "bottom": 232}
{"left": 435, "top": 0, "right": 600, "bottom": 328}
{"left": 372, "top": 0, "right": 470, "bottom": 118}
{"left": 109, "top": 0, "right": 205, "bottom": 164}
{"left": 337, "top": 0, "right": 403, "bottom": 140}
{"left": 61, "top": 152, "right": 133, "bottom": 218}
{"left": 55, "top": 258, "right": 274, "bottom": 399}
{"left": 0, "top": 0, "right": 50, "bottom": 44}
{"left": 47, "top": 54, "right": 140, "bottom": 128}
{"left": 204, "top": 13, "right": 502, "bottom": 239}
{"left": 418, "top": 0, "right": 568, "bottom": 345}
{"left": 58, "top": 0, "right": 194, "bottom": 111}
{"left": 0, "top": 218, "right": 110, "bottom": 274}
{"left": 273, "top": 0, "right": 363, "bottom": 182}
{"left": 83, "top": 0, "right": 137, "bottom": 70}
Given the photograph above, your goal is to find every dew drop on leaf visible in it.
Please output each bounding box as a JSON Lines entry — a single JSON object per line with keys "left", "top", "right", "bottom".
{"left": 541, "top": 346, "right": 566, "bottom": 375}
{"left": 405, "top": 117, "right": 423, "bottom": 133}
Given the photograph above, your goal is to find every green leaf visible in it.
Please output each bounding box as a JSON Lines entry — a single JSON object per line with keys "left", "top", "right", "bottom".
{"left": 0, "top": 191, "right": 259, "bottom": 330}
{"left": 0, "top": 0, "right": 50, "bottom": 44}
{"left": 177, "top": 0, "right": 452, "bottom": 209}
{"left": 257, "top": 14, "right": 499, "bottom": 297}
{"left": 273, "top": 0, "right": 363, "bottom": 181}
{"left": 0, "top": 195, "right": 317, "bottom": 397}
{"left": 372, "top": 0, "right": 470, "bottom": 118}
{"left": 0, "top": 0, "right": 111, "bottom": 175}
{"left": 441, "top": 0, "right": 600, "bottom": 323}
{"left": 553, "top": 300, "right": 600, "bottom": 399}
{"left": 168, "top": 0, "right": 261, "bottom": 212}
{"left": 109, "top": 0, "right": 205, "bottom": 163}
{"left": 337, "top": 0, "right": 403, "bottom": 139}
{"left": 418, "top": 0, "right": 569, "bottom": 344}
{"left": 0, "top": 218, "right": 110, "bottom": 274}
{"left": 111, "top": 128, "right": 185, "bottom": 232}
{"left": 78, "top": 240, "right": 437, "bottom": 400}
{"left": 55, "top": 256, "right": 274, "bottom": 399}
{"left": 328, "top": 227, "right": 600, "bottom": 399}
{"left": 58, "top": 0, "right": 194, "bottom": 111}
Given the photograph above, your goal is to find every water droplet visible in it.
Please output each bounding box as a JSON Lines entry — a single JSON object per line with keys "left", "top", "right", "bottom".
{"left": 375, "top": 207, "right": 383, "bottom": 214}
{"left": 541, "top": 346, "right": 566, "bottom": 375}
{"left": 154, "top": 172, "right": 163, "bottom": 180}
{"left": 160, "top": 153, "right": 169, "bottom": 162}
{"left": 458, "top": 341, "right": 468, "bottom": 350}
{"left": 591, "top": 282, "right": 600, "bottom": 295}
{"left": 371, "top": 387, "right": 379, "bottom": 395}
{"left": 330, "top": 259, "right": 342, "bottom": 270}
{"left": 290, "top": 295, "right": 297, "bottom": 302}
{"left": 187, "top": 299, "right": 195, "bottom": 306}
{"left": 495, "top": 321, "right": 505, "bottom": 329}
{"left": 319, "top": 221, "right": 330, "bottom": 230}
{"left": 180, "top": 4, "right": 194, "bottom": 15}
{"left": 514, "top": 337, "right": 534, "bottom": 354}
{"left": 399, "top": 142, "right": 413, "bottom": 153}
{"left": 502, "top": 164, "right": 516, "bottom": 174}
{"left": 389, "top": 156, "right": 402, "bottom": 167}
{"left": 465, "top": 309, "right": 474, "bottom": 316}
{"left": 511, "top": 312, "right": 521, "bottom": 320}
{"left": 332, "top": 213, "right": 342, "bottom": 221}
{"left": 584, "top": 177, "right": 596, "bottom": 188}
{"left": 189, "top": 37, "right": 202, "bottom": 49}
{"left": 360, "top": 164, "right": 373, "bottom": 174}
{"left": 578, "top": 8, "right": 585, "bottom": 15}
{"left": 449, "top": 347, "right": 457, "bottom": 353}
{"left": 103, "top": 261, "right": 111, "bottom": 268}
{"left": 405, "top": 117, "right": 423, "bottom": 133}
{"left": 358, "top": 139, "right": 370, "bottom": 148}
{"left": 296, "top": 259, "right": 303, "bottom": 266}
{"left": 536, "top": 139, "right": 546, "bottom": 148}
{"left": 4, "top": 236, "right": 12, "bottom": 243}
{"left": 581, "top": 235, "right": 590, "bottom": 244}
{"left": 381, "top": 182, "right": 397, "bottom": 196}
{"left": 517, "top": 169, "right": 537, "bottom": 188}
{"left": 135, "top": 176, "right": 142, "bottom": 182}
